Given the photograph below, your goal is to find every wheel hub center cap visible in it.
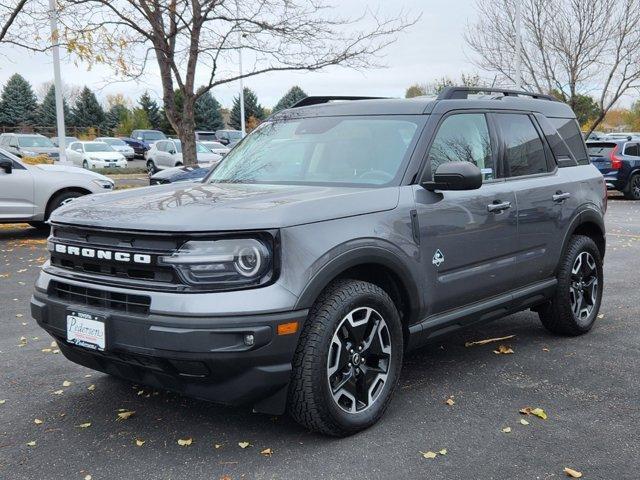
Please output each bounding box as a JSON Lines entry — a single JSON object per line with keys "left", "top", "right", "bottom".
{"left": 351, "top": 353, "right": 361, "bottom": 366}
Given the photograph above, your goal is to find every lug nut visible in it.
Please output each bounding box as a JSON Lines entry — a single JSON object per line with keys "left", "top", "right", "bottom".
{"left": 358, "top": 346, "right": 362, "bottom": 351}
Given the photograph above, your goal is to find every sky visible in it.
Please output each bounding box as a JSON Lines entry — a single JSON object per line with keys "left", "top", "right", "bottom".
{"left": 0, "top": 0, "right": 480, "bottom": 109}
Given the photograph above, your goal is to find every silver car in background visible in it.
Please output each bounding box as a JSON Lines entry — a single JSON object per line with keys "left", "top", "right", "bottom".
{"left": 95, "top": 137, "right": 136, "bottom": 159}
{"left": 0, "top": 147, "right": 113, "bottom": 229}
{"left": 144, "top": 139, "right": 223, "bottom": 174}
{"left": 0, "top": 133, "right": 60, "bottom": 160}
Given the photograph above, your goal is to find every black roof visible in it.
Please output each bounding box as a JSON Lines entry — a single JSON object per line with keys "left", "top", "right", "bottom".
{"left": 272, "top": 89, "right": 576, "bottom": 120}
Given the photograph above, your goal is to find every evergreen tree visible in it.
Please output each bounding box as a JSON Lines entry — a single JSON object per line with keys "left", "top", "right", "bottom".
{"left": 70, "top": 87, "right": 106, "bottom": 128}
{"left": 273, "top": 86, "right": 307, "bottom": 113}
{"left": 104, "top": 103, "right": 130, "bottom": 134}
{"left": 194, "top": 88, "right": 224, "bottom": 131}
{"left": 138, "top": 91, "right": 162, "bottom": 129}
{"left": 229, "top": 87, "right": 265, "bottom": 130}
{"left": 37, "top": 84, "right": 70, "bottom": 127}
{"left": 0, "top": 74, "right": 38, "bottom": 126}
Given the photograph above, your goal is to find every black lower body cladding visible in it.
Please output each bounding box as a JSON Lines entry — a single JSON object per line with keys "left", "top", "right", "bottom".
{"left": 30, "top": 292, "right": 307, "bottom": 414}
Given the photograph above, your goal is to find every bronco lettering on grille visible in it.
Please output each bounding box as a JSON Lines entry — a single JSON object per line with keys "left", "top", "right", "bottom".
{"left": 53, "top": 243, "right": 152, "bottom": 264}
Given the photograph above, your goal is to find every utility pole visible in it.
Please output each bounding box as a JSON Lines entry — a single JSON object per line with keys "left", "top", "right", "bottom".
{"left": 48, "top": 0, "right": 68, "bottom": 163}
{"left": 237, "top": 2, "right": 245, "bottom": 137}
{"left": 514, "top": 0, "right": 523, "bottom": 90}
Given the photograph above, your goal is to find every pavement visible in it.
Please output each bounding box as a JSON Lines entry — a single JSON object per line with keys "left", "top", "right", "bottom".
{"left": 1, "top": 197, "right": 639, "bottom": 480}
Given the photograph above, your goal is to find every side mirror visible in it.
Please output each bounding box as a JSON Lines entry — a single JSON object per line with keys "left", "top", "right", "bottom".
{"left": 422, "top": 161, "right": 482, "bottom": 191}
{"left": 0, "top": 159, "right": 13, "bottom": 174}
{"left": 219, "top": 138, "right": 229, "bottom": 145}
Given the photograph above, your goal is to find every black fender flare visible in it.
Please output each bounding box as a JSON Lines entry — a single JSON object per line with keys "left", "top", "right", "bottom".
{"left": 294, "top": 245, "right": 421, "bottom": 318}
{"left": 559, "top": 205, "right": 606, "bottom": 262}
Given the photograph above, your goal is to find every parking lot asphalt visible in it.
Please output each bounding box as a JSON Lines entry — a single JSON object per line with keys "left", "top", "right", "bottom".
{"left": 1, "top": 197, "right": 639, "bottom": 480}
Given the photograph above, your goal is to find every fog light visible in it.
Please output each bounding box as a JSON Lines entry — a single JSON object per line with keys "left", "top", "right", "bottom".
{"left": 244, "top": 334, "right": 255, "bottom": 346}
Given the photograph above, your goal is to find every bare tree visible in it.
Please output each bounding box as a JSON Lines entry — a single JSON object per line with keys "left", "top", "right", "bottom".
{"left": 466, "top": 0, "right": 640, "bottom": 134}
{"left": 0, "top": 0, "right": 28, "bottom": 44}
{"left": 48, "top": 0, "right": 417, "bottom": 165}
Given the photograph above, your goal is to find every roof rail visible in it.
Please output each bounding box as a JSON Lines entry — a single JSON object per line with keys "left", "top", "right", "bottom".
{"left": 437, "top": 86, "right": 557, "bottom": 102}
{"left": 291, "top": 96, "right": 389, "bottom": 109}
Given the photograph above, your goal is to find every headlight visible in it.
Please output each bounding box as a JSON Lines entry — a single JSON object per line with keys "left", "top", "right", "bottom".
{"left": 89, "top": 157, "right": 104, "bottom": 162}
{"left": 92, "top": 179, "right": 114, "bottom": 189}
{"left": 21, "top": 150, "right": 37, "bottom": 156}
{"left": 159, "top": 238, "right": 273, "bottom": 289}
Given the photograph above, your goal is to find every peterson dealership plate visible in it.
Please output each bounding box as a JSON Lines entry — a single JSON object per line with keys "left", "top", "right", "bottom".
{"left": 66, "top": 311, "right": 106, "bottom": 351}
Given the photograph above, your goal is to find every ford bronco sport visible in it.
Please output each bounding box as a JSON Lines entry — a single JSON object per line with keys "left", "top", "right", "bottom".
{"left": 31, "top": 87, "right": 606, "bottom": 436}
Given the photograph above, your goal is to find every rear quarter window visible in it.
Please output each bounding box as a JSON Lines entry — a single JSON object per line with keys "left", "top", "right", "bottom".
{"left": 549, "top": 118, "right": 589, "bottom": 165}
{"left": 586, "top": 143, "right": 616, "bottom": 157}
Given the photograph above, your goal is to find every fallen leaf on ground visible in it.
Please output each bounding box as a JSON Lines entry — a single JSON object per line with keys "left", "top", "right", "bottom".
{"left": 520, "top": 419, "right": 530, "bottom": 426}
{"left": 62, "top": 380, "right": 72, "bottom": 387}
{"left": 16, "top": 313, "right": 23, "bottom": 318}
{"left": 260, "top": 448, "right": 273, "bottom": 457}
{"left": 420, "top": 451, "right": 438, "bottom": 459}
{"left": 117, "top": 411, "right": 135, "bottom": 420}
{"left": 50, "top": 341, "right": 57, "bottom": 347}
{"left": 87, "top": 385, "right": 96, "bottom": 391}
{"left": 563, "top": 467, "right": 583, "bottom": 478}
{"left": 52, "top": 390, "right": 64, "bottom": 395}
{"left": 445, "top": 397, "right": 455, "bottom": 406}
{"left": 502, "top": 427, "right": 511, "bottom": 433}
{"left": 465, "top": 335, "right": 515, "bottom": 347}
{"left": 493, "top": 345, "right": 514, "bottom": 354}
{"left": 214, "top": 444, "right": 222, "bottom": 449}
{"left": 597, "top": 313, "right": 604, "bottom": 319}
{"left": 177, "top": 438, "right": 193, "bottom": 446}
{"left": 135, "top": 439, "right": 145, "bottom": 447}
{"left": 84, "top": 476, "right": 92, "bottom": 480}
{"left": 41, "top": 348, "right": 52, "bottom": 353}
{"left": 34, "top": 419, "right": 43, "bottom": 425}
{"left": 520, "top": 406, "right": 547, "bottom": 420}
{"left": 76, "top": 422, "right": 91, "bottom": 428}
{"left": 0, "top": 400, "right": 5, "bottom": 405}
{"left": 438, "top": 449, "right": 447, "bottom": 455}
{"left": 542, "top": 347, "right": 549, "bottom": 352}
{"left": 238, "top": 442, "right": 251, "bottom": 449}
{"left": 26, "top": 441, "right": 36, "bottom": 447}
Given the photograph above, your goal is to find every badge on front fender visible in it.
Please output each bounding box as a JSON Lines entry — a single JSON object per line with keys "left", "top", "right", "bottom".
{"left": 432, "top": 249, "right": 445, "bottom": 267}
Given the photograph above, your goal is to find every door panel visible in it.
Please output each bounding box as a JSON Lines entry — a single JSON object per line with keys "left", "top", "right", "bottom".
{"left": 0, "top": 165, "right": 35, "bottom": 219}
{"left": 415, "top": 183, "right": 519, "bottom": 315}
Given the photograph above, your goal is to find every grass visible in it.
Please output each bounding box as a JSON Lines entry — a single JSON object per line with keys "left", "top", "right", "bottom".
{"left": 92, "top": 166, "right": 148, "bottom": 176}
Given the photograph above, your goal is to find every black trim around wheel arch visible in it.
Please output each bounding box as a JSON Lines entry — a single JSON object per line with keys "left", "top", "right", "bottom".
{"left": 558, "top": 206, "right": 606, "bottom": 262}
{"left": 294, "top": 246, "right": 421, "bottom": 320}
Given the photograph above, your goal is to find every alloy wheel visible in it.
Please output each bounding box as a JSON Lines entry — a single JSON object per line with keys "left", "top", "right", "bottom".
{"left": 326, "top": 307, "right": 392, "bottom": 414}
{"left": 569, "top": 251, "right": 599, "bottom": 322}
{"left": 632, "top": 175, "right": 640, "bottom": 199}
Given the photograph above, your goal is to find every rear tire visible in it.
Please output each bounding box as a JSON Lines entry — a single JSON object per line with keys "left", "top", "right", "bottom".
{"left": 288, "top": 279, "right": 403, "bottom": 436}
{"left": 539, "top": 235, "right": 603, "bottom": 336}
{"left": 623, "top": 173, "right": 640, "bottom": 200}
{"left": 82, "top": 160, "right": 89, "bottom": 169}
{"left": 146, "top": 160, "right": 157, "bottom": 176}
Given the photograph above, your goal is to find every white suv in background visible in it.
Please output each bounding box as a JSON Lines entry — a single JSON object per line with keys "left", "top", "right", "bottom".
{"left": 66, "top": 141, "right": 128, "bottom": 169}
{"left": 144, "top": 139, "right": 222, "bottom": 174}
{"left": 0, "top": 148, "right": 114, "bottom": 229}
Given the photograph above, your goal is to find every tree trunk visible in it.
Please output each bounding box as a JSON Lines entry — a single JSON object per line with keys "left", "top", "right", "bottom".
{"left": 179, "top": 98, "right": 197, "bottom": 167}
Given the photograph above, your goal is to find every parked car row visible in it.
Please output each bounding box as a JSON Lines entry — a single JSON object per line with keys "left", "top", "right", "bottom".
{"left": 587, "top": 138, "right": 640, "bottom": 199}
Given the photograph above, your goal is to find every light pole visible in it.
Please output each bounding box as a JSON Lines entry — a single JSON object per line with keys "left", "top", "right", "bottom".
{"left": 48, "top": 0, "right": 68, "bottom": 163}
{"left": 514, "top": 0, "right": 523, "bottom": 90}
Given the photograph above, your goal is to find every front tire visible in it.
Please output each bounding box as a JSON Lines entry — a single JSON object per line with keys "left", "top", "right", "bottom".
{"left": 288, "top": 279, "right": 403, "bottom": 436}
{"left": 82, "top": 160, "right": 89, "bottom": 169}
{"left": 539, "top": 235, "right": 603, "bottom": 336}
{"left": 46, "top": 190, "right": 84, "bottom": 219}
{"left": 146, "top": 159, "right": 158, "bottom": 176}
{"left": 623, "top": 173, "right": 640, "bottom": 200}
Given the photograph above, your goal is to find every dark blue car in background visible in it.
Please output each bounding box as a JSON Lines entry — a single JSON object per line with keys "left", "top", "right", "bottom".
{"left": 587, "top": 138, "right": 640, "bottom": 200}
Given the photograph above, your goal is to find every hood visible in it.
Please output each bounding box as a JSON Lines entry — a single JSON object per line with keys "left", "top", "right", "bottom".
{"left": 24, "top": 146, "right": 58, "bottom": 155}
{"left": 51, "top": 182, "right": 400, "bottom": 231}
{"left": 35, "top": 163, "right": 113, "bottom": 182}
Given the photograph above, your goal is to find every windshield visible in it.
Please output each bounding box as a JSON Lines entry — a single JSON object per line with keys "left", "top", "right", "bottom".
{"left": 197, "top": 132, "right": 217, "bottom": 141}
{"left": 142, "top": 131, "right": 166, "bottom": 141}
{"left": 19, "top": 136, "right": 54, "bottom": 148}
{"left": 207, "top": 116, "right": 422, "bottom": 187}
{"left": 226, "top": 131, "right": 242, "bottom": 140}
{"left": 101, "top": 138, "right": 126, "bottom": 146}
{"left": 85, "top": 142, "right": 115, "bottom": 152}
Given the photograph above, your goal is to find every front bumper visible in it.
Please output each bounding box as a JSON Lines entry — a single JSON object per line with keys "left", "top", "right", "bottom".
{"left": 31, "top": 283, "right": 307, "bottom": 414}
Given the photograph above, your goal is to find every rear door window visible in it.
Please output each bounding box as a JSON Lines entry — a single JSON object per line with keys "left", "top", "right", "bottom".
{"left": 624, "top": 143, "right": 640, "bottom": 157}
{"left": 496, "top": 114, "right": 549, "bottom": 177}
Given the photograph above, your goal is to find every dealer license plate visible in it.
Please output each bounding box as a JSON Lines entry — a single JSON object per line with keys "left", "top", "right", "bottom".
{"left": 66, "top": 311, "right": 106, "bottom": 351}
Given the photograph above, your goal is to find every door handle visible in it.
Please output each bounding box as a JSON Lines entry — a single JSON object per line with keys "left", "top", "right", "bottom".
{"left": 487, "top": 201, "right": 512, "bottom": 213}
{"left": 552, "top": 192, "right": 571, "bottom": 202}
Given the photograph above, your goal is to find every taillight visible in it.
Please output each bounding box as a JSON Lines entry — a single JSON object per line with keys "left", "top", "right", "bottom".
{"left": 609, "top": 145, "right": 622, "bottom": 170}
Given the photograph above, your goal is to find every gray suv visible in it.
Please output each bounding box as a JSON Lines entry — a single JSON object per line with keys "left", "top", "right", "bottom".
{"left": 31, "top": 88, "right": 606, "bottom": 436}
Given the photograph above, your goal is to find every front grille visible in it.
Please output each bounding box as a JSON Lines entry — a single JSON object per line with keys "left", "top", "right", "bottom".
{"left": 49, "top": 280, "right": 151, "bottom": 314}
{"left": 49, "top": 225, "right": 183, "bottom": 287}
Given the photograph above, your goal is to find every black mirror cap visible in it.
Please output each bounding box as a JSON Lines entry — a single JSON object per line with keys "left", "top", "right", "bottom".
{"left": 422, "top": 161, "right": 482, "bottom": 191}
{"left": 0, "top": 159, "right": 13, "bottom": 174}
